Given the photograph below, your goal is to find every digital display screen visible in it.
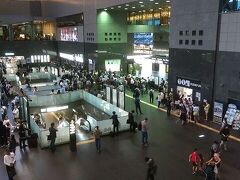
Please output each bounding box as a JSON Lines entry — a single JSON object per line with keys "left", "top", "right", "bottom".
{"left": 134, "top": 33, "right": 153, "bottom": 46}
{"left": 60, "top": 27, "right": 78, "bottom": 42}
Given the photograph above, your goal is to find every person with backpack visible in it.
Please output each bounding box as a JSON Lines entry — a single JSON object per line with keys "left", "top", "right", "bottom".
{"left": 141, "top": 118, "right": 149, "bottom": 146}
{"left": 189, "top": 148, "right": 199, "bottom": 175}
{"left": 145, "top": 157, "right": 157, "bottom": 180}
{"left": 111, "top": 111, "right": 119, "bottom": 136}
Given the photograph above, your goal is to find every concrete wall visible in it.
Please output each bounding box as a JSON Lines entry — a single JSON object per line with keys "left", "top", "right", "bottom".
{"left": 214, "top": 52, "right": 240, "bottom": 103}
{"left": 219, "top": 12, "right": 240, "bottom": 52}
{"left": 170, "top": 0, "right": 219, "bottom": 51}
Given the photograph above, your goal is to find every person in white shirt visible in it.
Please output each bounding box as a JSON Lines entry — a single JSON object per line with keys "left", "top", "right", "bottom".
{"left": 4, "top": 149, "right": 16, "bottom": 180}
{"left": 141, "top": 118, "right": 149, "bottom": 146}
{"left": 12, "top": 106, "right": 19, "bottom": 121}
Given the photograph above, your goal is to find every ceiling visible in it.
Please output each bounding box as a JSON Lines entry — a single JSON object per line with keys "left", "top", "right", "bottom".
{"left": 99, "top": 0, "right": 171, "bottom": 12}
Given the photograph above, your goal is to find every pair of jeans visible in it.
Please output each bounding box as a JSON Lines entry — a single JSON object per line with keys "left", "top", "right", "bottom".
{"left": 150, "top": 95, "right": 154, "bottom": 103}
{"left": 113, "top": 125, "right": 119, "bottom": 135}
{"left": 95, "top": 138, "right": 101, "bottom": 151}
{"left": 6, "top": 165, "right": 15, "bottom": 180}
{"left": 142, "top": 131, "right": 148, "bottom": 144}
{"left": 50, "top": 138, "right": 56, "bottom": 151}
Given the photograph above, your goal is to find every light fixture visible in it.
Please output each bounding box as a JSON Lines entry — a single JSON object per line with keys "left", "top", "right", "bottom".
{"left": 155, "top": 2, "right": 159, "bottom": 4}
{"left": 104, "top": 8, "right": 107, "bottom": 11}
{"left": 132, "top": 6, "right": 136, "bottom": 9}
{"left": 140, "top": 5, "right": 145, "bottom": 7}
{"left": 166, "top": 0, "right": 170, "bottom": 2}
{"left": 168, "top": 6, "right": 171, "bottom": 8}
{"left": 150, "top": 9, "right": 154, "bottom": 11}
{"left": 118, "top": 6, "right": 121, "bottom": 8}
{"left": 126, "top": 4, "right": 129, "bottom": 6}
{"left": 198, "top": 134, "right": 205, "bottom": 138}
{"left": 139, "top": 11, "right": 142, "bottom": 12}
{"left": 124, "top": 8, "right": 128, "bottom": 10}
{"left": 159, "top": 7, "right": 162, "bottom": 10}
{"left": 139, "top": 1, "right": 143, "bottom": 3}
{"left": 150, "top": 0, "right": 154, "bottom": 1}
{"left": 111, "top": 7, "right": 114, "bottom": 9}
{"left": 143, "top": 10, "right": 146, "bottom": 12}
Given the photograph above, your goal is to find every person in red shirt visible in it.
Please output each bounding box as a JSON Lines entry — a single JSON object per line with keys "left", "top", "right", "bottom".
{"left": 189, "top": 148, "right": 199, "bottom": 175}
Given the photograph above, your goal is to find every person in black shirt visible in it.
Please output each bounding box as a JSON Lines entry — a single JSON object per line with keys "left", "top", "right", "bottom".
{"left": 111, "top": 111, "right": 119, "bottom": 136}
{"left": 145, "top": 157, "right": 157, "bottom": 180}
{"left": 49, "top": 123, "right": 58, "bottom": 152}
{"left": 128, "top": 110, "right": 135, "bottom": 133}
{"left": 220, "top": 125, "right": 230, "bottom": 151}
{"left": 0, "top": 120, "right": 4, "bottom": 146}
{"left": 18, "top": 122, "right": 27, "bottom": 149}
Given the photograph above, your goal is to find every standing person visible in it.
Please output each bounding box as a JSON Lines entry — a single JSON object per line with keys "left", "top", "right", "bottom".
{"left": 211, "top": 141, "right": 220, "bottom": 156}
{"left": 145, "top": 157, "right": 157, "bottom": 180}
{"left": 111, "top": 111, "right": 119, "bottom": 136}
{"left": 141, "top": 118, "right": 149, "bottom": 146}
{"left": 189, "top": 148, "right": 199, "bottom": 175}
{"left": 180, "top": 104, "right": 187, "bottom": 125}
{"left": 166, "top": 98, "right": 172, "bottom": 116}
{"left": 219, "top": 125, "right": 230, "bottom": 151}
{"left": 204, "top": 101, "right": 210, "bottom": 121}
{"left": 12, "top": 106, "right": 19, "bottom": 122}
{"left": 192, "top": 104, "right": 200, "bottom": 123}
{"left": 18, "top": 122, "right": 27, "bottom": 149}
{"left": 135, "top": 97, "right": 143, "bottom": 114}
{"left": 128, "top": 110, "right": 135, "bottom": 133}
{"left": 149, "top": 89, "right": 154, "bottom": 104}
{"left": 9, "top": 135, "right": 17, "bottom": 153}
{"left": 157, "top": 93, "right": 161, "bottom": 108}
{"left": 49, "top": 122, "right": 58, "bottom": 152}
{"left": 94, "top": 126, "right": 102, "bottom": 153}
{"left": 206, "top": 153, "right": 221, "bottom": 180}
{"left": 4, "top": 149, "right": 16, "bottom": 180}
{"left": 0, "top": 120, "right": 4, "bottom": 147}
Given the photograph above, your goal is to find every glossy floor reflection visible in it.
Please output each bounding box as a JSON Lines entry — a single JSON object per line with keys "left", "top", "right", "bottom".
{"left": 0, "top": 97, "right": 240, "bottom": 180}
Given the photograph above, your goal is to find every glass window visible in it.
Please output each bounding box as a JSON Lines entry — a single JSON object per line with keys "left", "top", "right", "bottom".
{"left": 198, "top": 40, "right": 203, "bottom": 45}
{"left": 179, "top": 40, "right": 183, "bottom": 45}
{"left": 185, "top": 40, "right": 189, "bottom": 45}
{"left": 199, "top": 30, "right": 204, "bottom": 36}
{"left": 185, "top": 30, "right": 189, "bottom": 36}
{"left": 179, "top": 31, "right": 183, "bottom": 36}
{"left": 191, "top": 40, "right": 196, "bottom": 45}
{"left": 192, "top": 30, "right": 196, "bottom": 36}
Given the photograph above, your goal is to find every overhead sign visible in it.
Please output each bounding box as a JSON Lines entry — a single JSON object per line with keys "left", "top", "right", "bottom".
{"left": 176, "top": 76, "right": 201, "bottom": 90}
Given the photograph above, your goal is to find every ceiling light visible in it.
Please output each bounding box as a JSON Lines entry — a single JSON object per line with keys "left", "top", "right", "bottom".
{"left": 168, "top": 6, "right": 171, "bottom": 8}
{"left": 132, "top": 6, "right": 136, "bottom": 9}
{"left": 139, "top": 11, "right": 142, "bottom": 12}
{"left": 124, "top": 8, "right": 128, "bottom": 10}
{"left": 143, "top": 10, "right": 146, "bottom": 12}
{"left": 150, "top": 9, "right": 154, "bottom": 11}
{"left": 155, "top": 2, "right": 159, "bottom": 4}
{"left": 104, "top": 8, "right": 107, "bottom": 11}
{"left": 126, "top": 4, "right": 129, "bottom": 6}
{"left": 159, "top": 7, "right": 162, "bottom": 10}
{"left": 150, "top": 0, "right": 154, "bottom": 1}
{"left": 139, "top": 1, "right": 143, "bottom": 3}
{"left": 166, "top": 0, "right": 170, "bottom": 2}
{"left": 111, "top": 7, "right": 114, "bottom": 9}
{"left": 118, "top": 6, "right": 121, "bottom": 8}
{"left": 140, "top": 5, "right": 145, "bottom": 7}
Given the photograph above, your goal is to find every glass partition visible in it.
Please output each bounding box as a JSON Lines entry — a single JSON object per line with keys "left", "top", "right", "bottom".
{"left": 29, "top": 90, "right": 82, "bottom": 107}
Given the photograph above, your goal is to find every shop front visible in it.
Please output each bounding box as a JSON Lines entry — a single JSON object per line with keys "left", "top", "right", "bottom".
{"left": 176, "top": 76, "right": 202, "bottom": 103}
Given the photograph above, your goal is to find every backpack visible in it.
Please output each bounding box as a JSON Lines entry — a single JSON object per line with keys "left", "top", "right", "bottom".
{"left": 137, "top": 122, "right": 142, "bottom": 131}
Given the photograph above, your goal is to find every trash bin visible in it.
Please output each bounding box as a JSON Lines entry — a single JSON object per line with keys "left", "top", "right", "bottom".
{"left": 27, "top": 133, "right": 38, "bottom": 148}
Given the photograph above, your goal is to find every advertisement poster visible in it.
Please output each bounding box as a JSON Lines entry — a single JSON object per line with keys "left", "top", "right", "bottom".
{"left": 214, "top": 102, "right": 224, "bottom": 118}
{"left": 112, "top": 89, "right": 117, "bottom": 106}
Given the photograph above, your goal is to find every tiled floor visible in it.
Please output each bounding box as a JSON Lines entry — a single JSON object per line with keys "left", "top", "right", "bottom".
{"left": 0, "top": 96, "right": 240, "bottom": 180}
